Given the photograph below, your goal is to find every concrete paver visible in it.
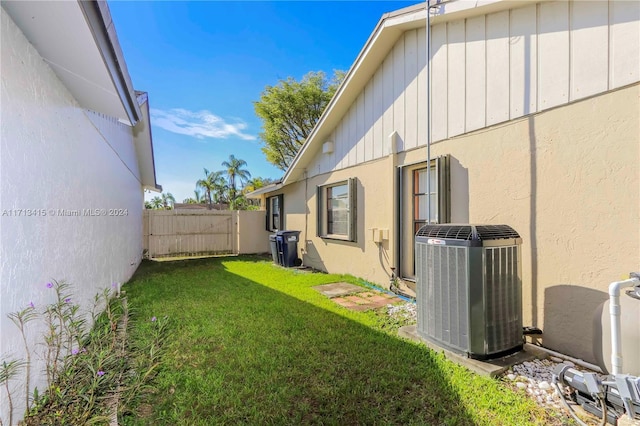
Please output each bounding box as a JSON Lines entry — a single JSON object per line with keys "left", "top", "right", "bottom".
{"left": 313, "top": 282, "right": 405, "bottom": 312}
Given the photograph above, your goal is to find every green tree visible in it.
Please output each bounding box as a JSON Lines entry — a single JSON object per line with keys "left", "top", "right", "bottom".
{"left": 242, "top": 177, "right": 268, "bottom": 194}
{"left": 183, "top": 189, "right": 205, "bottom": 204}
{"left": 197, "top": 168, "right": 226, "bottom": 210}
{"left": 150, "top": 196, "right": 163, "bottom": 209}
{"left": 222, "top": 155, "right": 251, "bottom": 210}
{"left": 161, "top": 192, "right": 175, "bottom": 210}
{"left": 254, "top": 70, "right": 344, "bottom": 171}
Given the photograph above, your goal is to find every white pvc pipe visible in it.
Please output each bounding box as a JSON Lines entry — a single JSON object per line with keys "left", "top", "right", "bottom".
{"left": 524, "top": 343, "right": 603, "bottom": 373}
{"left": 609, "top": 277, "right": 640, "bottom": 375}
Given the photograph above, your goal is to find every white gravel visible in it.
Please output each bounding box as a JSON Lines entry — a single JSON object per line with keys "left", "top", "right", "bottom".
{"left": 386, "top": 304, "right": 602, "bottom": 421}
{"left": 386, "top": 302, "right": 417, "bottom": 321}
{"left": 502, "top": 355, "right": 599, "bottom": 416}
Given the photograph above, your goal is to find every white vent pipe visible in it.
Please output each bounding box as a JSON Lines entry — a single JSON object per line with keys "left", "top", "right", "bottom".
{"left": 609, "top": 276, "right": 640, "bottom": 375}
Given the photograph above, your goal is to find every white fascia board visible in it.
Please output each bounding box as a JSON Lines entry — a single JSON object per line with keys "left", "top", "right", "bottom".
{"left": 134, "top": 92, "right": 162, "bottom": 191}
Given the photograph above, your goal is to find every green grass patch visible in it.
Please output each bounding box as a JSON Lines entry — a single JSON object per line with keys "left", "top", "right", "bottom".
{"left": 122, "top": 256, "right": 556, "bottom": 425}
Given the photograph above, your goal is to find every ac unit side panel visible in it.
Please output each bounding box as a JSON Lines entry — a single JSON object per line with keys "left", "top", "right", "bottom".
{"left": 417, "top": 243, "right": 470, "bottom": 354}
{"left": 468, "top": 248, "right": 487, "bottom": 355}
{"left": 416, "top": 242, "right": 428, "bottom": 337}
{"left": 482, "top": 246, "right": 522, "bottom": 355}
{"left": 448, "top": 246, "right": 469, "bottom": 350}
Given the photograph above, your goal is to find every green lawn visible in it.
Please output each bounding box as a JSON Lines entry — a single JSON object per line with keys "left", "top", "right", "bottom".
{"left": 122, "top": 256, "right": 555, "bottom": 425}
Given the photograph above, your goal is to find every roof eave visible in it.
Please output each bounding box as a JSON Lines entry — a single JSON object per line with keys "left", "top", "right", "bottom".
{"left": 245, "top": 182, "right": 284, "bottom": 199}
{"left": 2, "top": 0, "right": 141, "bottom": 125}
{"left": 282, "top": 0, "right": 519, "bottom": 185}
{"left": 78, "top": 0, "right": 141, "bottom": 125}
{"left": 282, "top": 5, "right": 427, "bottom": 185}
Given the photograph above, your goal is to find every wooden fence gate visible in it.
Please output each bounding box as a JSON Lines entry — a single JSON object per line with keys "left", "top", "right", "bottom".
{"left": 143, "top": 209, "right": 269, "bottom": 258}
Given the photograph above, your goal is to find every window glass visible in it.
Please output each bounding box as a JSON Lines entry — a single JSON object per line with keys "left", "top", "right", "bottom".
{"left": 318, "top": 179, "right": 355, "bottom": 241}
{"left": 267, "top": 195, "right": 282, "bottom": 231}
{"left": 327, "top": 183, "right": 349, "bottom": 235}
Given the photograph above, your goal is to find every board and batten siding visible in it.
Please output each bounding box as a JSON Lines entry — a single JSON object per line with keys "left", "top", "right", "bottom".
{"left": 308, "top": 0, "right": 640, "bottom": 178}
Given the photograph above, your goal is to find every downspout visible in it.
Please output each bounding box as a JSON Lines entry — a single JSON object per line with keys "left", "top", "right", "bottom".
{"left": 390, "top": 131, "right": 400, "bottom": 279}
{"left": 426, "top": 0, "right": 452, "bottom": 223}
{"left": 426, "top": 0, "right": 433, "bottom": 224}
{"left": 303, "top": 170, "right": 309, "bottom": 266}
{"left": 608, "top": 274, "right": 640, "bottom": 374}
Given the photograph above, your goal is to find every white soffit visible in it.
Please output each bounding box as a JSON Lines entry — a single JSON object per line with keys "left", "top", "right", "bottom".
{"left": 2, "top": 1, "right": 137, "bottom": 124}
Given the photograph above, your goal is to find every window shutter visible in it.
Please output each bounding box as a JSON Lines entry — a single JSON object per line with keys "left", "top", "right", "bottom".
{"left": 265, "top": 196, "right": 271, "bottom": 231}
{"left": 348, "top": 178, "right": 357, "bottom": 242}
{"left": 437, "top": 155, "right": 451, "bottom": 223}
{"left": 316, "top": 186, "right": 322, "bottom": 237}
{"left": 278, "top": 194, "right": 284, "bottom": 230}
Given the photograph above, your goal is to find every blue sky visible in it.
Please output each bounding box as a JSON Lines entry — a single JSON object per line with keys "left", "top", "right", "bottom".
{"left": 109, "top": 1, "right": 418, "bottom": 202}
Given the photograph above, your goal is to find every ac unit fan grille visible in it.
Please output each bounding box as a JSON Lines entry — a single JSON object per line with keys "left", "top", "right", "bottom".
{"left": 415, "top": 224, "right": 520, "bottom": 241}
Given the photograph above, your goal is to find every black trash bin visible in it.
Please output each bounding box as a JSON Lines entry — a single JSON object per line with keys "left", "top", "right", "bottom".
{"left": 269, "top": 234, "right": 278, "bottom": 264}
{"left": 276, "top": 230, "right": 301, "bottom": 267}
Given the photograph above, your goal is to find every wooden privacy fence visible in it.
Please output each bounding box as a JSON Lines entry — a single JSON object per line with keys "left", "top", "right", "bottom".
{"left": 143, "top": 209, "right": 270, "bottom": 258}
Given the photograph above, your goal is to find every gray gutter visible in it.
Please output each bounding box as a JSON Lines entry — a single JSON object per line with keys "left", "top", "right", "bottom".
{"left": 78, "top": 0, "right": 141, "bottom": 125}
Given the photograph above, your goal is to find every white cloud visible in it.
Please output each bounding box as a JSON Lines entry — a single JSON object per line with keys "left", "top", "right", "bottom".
{"left": 150, "top": 108, "right": 256, "bottom": 141}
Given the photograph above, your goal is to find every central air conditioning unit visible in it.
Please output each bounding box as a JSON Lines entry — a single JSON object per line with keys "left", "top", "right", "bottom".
{"left": 415, "top": 224, "right": 523, "bottom": 359}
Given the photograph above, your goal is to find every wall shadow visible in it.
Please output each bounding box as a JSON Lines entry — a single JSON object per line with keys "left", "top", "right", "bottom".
{"left": 528, "top": 116, "right": 538, "bottom": 328}
{"left": 449, "top": 156, "right": 469, "bottom": 223}
{"left": 301, "top": 239, "right": 327, "bottom": 272}
{"left": 543, "top": 285, "right": 608, "bottom": 364}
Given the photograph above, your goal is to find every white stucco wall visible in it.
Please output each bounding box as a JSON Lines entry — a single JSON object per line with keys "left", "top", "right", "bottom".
{"left": 0, "top": 9, "right": 144, "bottom": 422}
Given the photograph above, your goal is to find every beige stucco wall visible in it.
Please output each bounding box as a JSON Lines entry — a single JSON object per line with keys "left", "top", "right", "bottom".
{"left": 237, "top": 210, "right": 270, "bottom": 254}
{"left": 275, "top": 83, "right": 639, "bottom": 363}
{"left": 411, "top": 83, "right": 640, "bottom": 362}
{"left": 272, "top": 157, "right": 397, "bottom": 286}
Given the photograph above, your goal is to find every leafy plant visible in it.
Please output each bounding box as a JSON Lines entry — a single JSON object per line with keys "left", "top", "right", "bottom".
{"left": 1, "top": 280, "right": 170, "bottom": 425}
{"left": 0, "top": 359, "right": 26, "bottom": 426}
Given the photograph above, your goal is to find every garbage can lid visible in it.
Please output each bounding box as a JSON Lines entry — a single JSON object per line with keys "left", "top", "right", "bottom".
{"left": 276, "top": 230, "right": 301, "bottom": 236}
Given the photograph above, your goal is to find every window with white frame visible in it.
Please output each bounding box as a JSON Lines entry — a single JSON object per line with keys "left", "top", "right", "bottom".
{"left": 317, "top": 178, "right": 356, "bottom": 241}
{"left": 266, "top": 194, "right": 283, "bottom": 232}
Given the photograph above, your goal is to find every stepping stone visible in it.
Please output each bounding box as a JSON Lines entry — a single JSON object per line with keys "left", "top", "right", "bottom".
{"left": 312, "top": 282, "right": 366, "bottom": 298}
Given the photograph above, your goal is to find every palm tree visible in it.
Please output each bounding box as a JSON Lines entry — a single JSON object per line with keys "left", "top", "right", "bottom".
{"left": 222, "top": 155, "right": 251, "bottom": 210}
{"left": 161, "top": 192, "right": 175, "bottom": 209}
{"left": 194, "top": 189, "right": 204, "bottom": 204}
{"left": 183, "top": 189, "right": 204, "bottom": 204}
{"left": 197, "top": 168, "right": 226, "bottom": 209}
{"left": 150, "top": 196, "right": 163, "bottom": 209}
{"left": 144, "top": 200, "right": 154, "bottom": 209}
{"left": 242, "top": 177, "right": 270, "bottom": 208}
{"left": 242, "top": 177, "right": 266, "bottom": 194}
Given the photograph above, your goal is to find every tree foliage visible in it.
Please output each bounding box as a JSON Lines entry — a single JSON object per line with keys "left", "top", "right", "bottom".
{"left": 222, "top": 155, "right": 251, "bottom": 210}
{"left": 197, "top": 169, "right": 226, "bottom": 209}
{"left": 145, "top": 193, "right": 174, "bottom": 210}
{"left": 254, "top": 70, "right": 344, "bottom": 171}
